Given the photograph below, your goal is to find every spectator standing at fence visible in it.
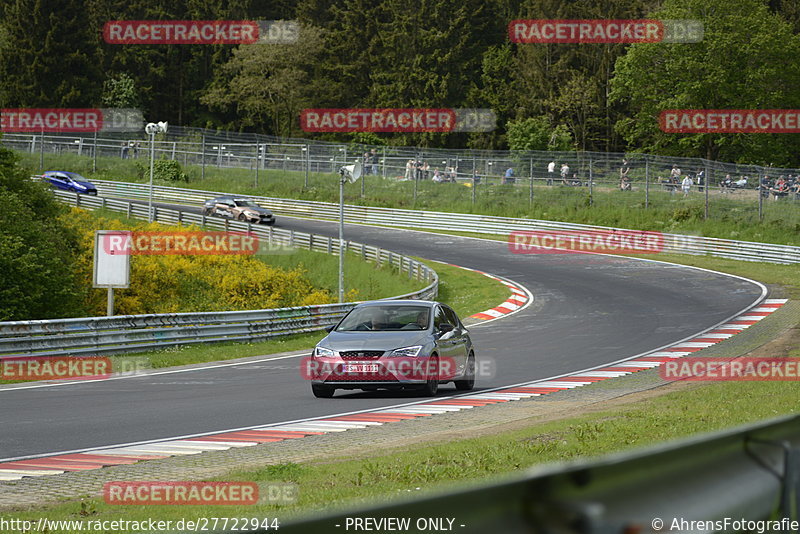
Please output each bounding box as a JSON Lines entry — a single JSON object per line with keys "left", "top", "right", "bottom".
{"left": 121, "top": 141, "right": 128, "bottom": 159}
{"left": 671, "top": 165, "right": 681, "bottom": 182}
{"left": 504, "top": 166, "right": 514, "bottom": 184}
{"left": 362, "top": 152, "right": 371, "bottom": 175}
{"left": 619, "top": 159, "right": 631, "bottom": 191}
{"left": 422, "top": 161, "right": 430, "bottom": 180}
{"left": 547, "top": 160, "right": 556, "bottom": 185}
{"left": 681, "top": 175, "right": 693, "bottom": 196}
{"left": 404, "top": 159, "right": 414, "bottom": 180}
{"left": 560, "top": 163, "right": 570, "bottom": 185}
{"left": 370, "top": 149, "right": 379, "bottom": 176}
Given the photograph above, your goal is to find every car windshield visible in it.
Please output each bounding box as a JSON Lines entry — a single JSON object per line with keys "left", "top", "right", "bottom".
{"left": 233, "top": 199, "right": 258, "bottom": 207}
{"left": 65, "top": 173, "right": 87, "bottom": 181}
{"left": 336, "top": 305, "right": 430, "bottom": 332}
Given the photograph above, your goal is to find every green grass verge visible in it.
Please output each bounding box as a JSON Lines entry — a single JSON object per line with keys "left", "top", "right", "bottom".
{"left": 16, "top": 151, "right": 800, "bottom": 247}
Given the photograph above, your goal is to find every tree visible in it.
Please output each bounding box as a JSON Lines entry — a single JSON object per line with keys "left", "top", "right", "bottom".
{"left": 506, "top": 116, "right": 573, "bottom": 151}
{"left": 0, "top": 139, "right": 85, "bottom": 320}
{"left": 610, "top": 0, "right": 800, "bottom": 165}
{"left": 102, "top": 72, "right": 141, "bottom": 108}
{"left": 0, "top": 0, "right": 101, "bottom": 107}
{"left": 201, "top": 25, "right": 328, "bottom": 137}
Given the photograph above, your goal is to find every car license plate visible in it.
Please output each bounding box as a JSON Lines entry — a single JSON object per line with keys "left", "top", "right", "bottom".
{"left": 344, "top": 363, "right": 379, "bottom": 373}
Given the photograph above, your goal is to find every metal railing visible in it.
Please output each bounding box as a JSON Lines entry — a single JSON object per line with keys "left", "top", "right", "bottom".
{"left": 90, "top": 179, "right": 800, "bottom": 264}
{"left": 278, "top": 413, "right": 800, "bottom": 533}
{"left": 0, "top": 192, "right": 437, "bottom": 359}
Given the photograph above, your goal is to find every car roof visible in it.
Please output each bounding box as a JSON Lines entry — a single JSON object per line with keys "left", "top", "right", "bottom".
{"left": 355, "top": 300, "right": 437, "bottom": 308}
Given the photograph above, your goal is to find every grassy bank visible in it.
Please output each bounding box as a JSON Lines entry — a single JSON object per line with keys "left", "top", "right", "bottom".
{"left": 15, "top": 151, "right": 800, "bottom": 247}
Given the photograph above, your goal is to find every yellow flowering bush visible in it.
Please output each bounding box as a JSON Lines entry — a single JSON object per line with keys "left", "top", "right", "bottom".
{"left": 62, "top": 208, "right": 336, "bottom": 315}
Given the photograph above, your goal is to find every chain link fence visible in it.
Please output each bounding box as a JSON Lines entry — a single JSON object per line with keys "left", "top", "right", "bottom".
{"left": 3, "top": 126, "right": 800, "bottom": 226}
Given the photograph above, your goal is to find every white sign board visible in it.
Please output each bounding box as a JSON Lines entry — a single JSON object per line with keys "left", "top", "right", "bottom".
{"left": 93, "top": 230, "right": 131, "bottom": 288}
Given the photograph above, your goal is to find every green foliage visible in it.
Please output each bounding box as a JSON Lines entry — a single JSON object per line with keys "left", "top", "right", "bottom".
{"left": 101, "top": 72, "right": 140, "bottom": 108}
{"left": 135, "top": 159, "right": 189, "bottom": 182}
{"left": 506, "top": 116, "right": 574, "bottom": 152}
{"left": 610, "top": 0, "right": 800, "bottom": 164}
{"left": 0, "top": 139, "right": 85, "bottom": 320}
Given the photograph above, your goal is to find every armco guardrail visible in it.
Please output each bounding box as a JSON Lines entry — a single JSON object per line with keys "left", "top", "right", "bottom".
{"left": 0, "top": 191, "right": 437, "bottom": 359}
{"left": 279, "top": 413, "right": 800, "bottom": 533}
{"left": 91, "top": 179, "right": 800, "bottom": 264}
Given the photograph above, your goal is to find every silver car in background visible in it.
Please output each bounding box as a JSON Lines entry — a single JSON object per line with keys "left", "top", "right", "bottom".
{"left": 308, "top": 300, "right": 475, "bottom": 398}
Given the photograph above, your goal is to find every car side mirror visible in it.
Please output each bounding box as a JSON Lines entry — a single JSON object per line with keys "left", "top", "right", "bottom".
{"left": 324, "top": 324, "right": 336, "bottom": 333}
{"left": 438, "top": 323, "right": 454, "bottom": 334}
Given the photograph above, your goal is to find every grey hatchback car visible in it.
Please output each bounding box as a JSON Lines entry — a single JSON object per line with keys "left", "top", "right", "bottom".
{"left": 308, "top": 300, "right": 475, "bottom": 398}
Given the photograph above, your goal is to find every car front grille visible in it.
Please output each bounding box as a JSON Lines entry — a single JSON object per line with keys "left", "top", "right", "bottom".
{"left": 340, "top": 350, "right": 384, "bottom": 360}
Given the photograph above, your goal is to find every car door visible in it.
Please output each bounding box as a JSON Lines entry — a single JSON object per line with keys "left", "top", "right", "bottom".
{"left": 433, "top": 305, "right": 460, "bottom": 380}
{"left": 443, "top": 305, "right": 469, "bottom": 375}
{"left": 49, "top": 173, "right": 69, "bottom": 191}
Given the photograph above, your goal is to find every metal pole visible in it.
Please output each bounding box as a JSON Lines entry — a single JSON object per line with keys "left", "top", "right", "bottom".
{"left": 588, "top": 158, "right": 593, "bottom": 206}
{"left": 148, "top": 130, "right": 155, "bottom": 222}
{"left": 107, "top": 288, "right": 114, "bottom": 317}
{"left": 338, "top": 175, "right": 345, "bottom": 303}
{"left": 92, "top": 130, "right": 98, "bottom": 173}
{"left": 413, "top": 153, "right": 419, "bottom": 206}
{"left": 758, "top": 168, "right": 764, "bottom": 221}
{"left": 304, "top": 143, "right": 309, "bottom": 188}
{"left": 255, "top": 143, "right": 259, "bottom": 187}
{"left": 529, "top": 157, "right": 533, "bottom": 207}
{"left": 382, "top": 146, "right": 387, "bottom": 178}
{"left": 645, "top": 157, "right": 650, "bottom": 209}
{"left": 39, "top": 128, "right": 44, "bottom": 169}
{"left": 704, "top": 162, "right": 710, "bottom": 220}
{"left": 201, "top": 134, "right": 206, "bottom": 180}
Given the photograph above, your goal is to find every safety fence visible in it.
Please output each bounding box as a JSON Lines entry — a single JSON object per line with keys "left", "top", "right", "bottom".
{"left": 89, "top": 179, "right": 800, "bottom": 264}
{"left": 0, "top": 191, "right": 437, "bottom": 359}
{"left": 278, "top": 413, "right": 800, "bottom": 533}
{"left": 4, "top": 129, "right": 800, "bottom": 223}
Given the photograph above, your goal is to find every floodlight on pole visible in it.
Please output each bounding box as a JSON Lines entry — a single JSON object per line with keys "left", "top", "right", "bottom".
{"left": 336, "top": 161, "right": 362, "bottom": 302}
{"left": 146, "top": 121, "right": 168, "bottom": 222}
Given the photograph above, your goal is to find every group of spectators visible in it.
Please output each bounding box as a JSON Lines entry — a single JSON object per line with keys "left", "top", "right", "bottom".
{"left": 757, "top": 175, "right": 800, "bottom": 200}
{"left": 546, "top": 160, "right": 583, "bottom": 186}
{"left": 120, "top": 140, "right": 141, "bottom": 159}
{"left": 362, "top": 149, "right": 380, "bottom": 175}
{"left": 403, "top": 159, "right": 458, "bottom": 182}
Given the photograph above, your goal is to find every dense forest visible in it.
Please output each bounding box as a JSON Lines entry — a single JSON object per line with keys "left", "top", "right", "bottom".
{"left": 2, "top": 0, "right": 800, "bottom": 164}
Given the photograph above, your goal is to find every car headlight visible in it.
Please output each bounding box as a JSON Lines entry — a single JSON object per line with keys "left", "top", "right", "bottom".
{"left": 389, "top": 345, "right": 423, "bottom": 357}
{"left": 314, "top": 346, "right": 335, "bottom": 358}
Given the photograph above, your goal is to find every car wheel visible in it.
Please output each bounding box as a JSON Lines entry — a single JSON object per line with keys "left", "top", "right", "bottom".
{"left": 312, "top": 384, "right": 335, "bottom": 398}
{"left": 237, "top": 213, "right": 247, "bottom": 222}
{"left": 202, "top": 208, "right": 213, "bottom": 216}
{"left": 454, "top": 352, "right": 475, "bottom": 391}
{"left": 418, "top": 355, "right": 439, "bottom": 397}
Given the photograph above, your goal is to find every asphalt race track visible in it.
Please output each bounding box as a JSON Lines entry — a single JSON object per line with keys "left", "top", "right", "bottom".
{"left": 0, "top": 200, "right": 765, "bottom": 460}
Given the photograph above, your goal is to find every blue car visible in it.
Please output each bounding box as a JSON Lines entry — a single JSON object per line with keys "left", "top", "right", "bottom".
{"left": 41, "top": 171, "right": 97, "bottom": 195}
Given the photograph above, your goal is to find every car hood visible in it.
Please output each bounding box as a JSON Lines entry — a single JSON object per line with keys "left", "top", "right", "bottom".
{"left": 319, "top": 330, "right": 429, "bottom": 353}
{"left": 243, "top": 206, "right": 273, "bottom": 216}
{"left": 73, "top": 180, "right": 96, "bottom": 190}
